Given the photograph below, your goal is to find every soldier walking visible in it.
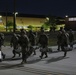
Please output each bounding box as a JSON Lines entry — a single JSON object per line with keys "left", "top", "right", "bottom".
{"left": 10, "top": 33, "right": 21, "bottom": 58}
{"left": 19, "top": 29, "right": 29, "bottom": 64}
{"left": 38, "top": 30, "right": 48, "bottom": 59}
{"left": 68, "top": 29, "right": 74, "bottom": 48}
{"left": 61, "top": 30, "right": 68, "bottom": 57}
{"left": 28, "top": 30, "right": 36, "bottom": 55}
{"left": 57, "top": 31, "right": 62, "bottom": 51}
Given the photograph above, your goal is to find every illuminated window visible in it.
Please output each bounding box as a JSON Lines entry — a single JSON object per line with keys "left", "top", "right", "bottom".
{"left": 69, "top": 18, "right": 76, "bottom": 21}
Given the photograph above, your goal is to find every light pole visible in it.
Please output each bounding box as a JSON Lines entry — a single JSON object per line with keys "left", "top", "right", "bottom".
{"left": 15, "top": 12, "right": 18, "bottom": 28}
{"left": 6, "top": 1, "right": 8, "bottom": 32}
{"left": 65, "top": 15, "right": 68, "bottom": 23}
{"left": 13, "top": 0, "right": 16, "bottom": 32}
{"left": 6, "top": 10, "right": 7, "bottom": 32}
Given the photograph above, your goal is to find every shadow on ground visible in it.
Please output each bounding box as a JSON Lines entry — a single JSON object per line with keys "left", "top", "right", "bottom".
{"left": 46, "top": 56, "right": 69, "bottom": 64}
{"left": 0, "top": 63, "right": 23, "bottom": 70}
{"left": 2, "top": 57, "right": 22, "bottom": 61}
{"left": 27, "top": 57, "right": 41, "bottom": 64}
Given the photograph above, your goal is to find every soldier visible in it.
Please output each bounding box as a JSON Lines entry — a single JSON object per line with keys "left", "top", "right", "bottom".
{"left": 28, "top": 30, "right": 36, "bottom": 55}
{"left": 10, "top": 33, "right": 21, "bottom": 58}
{"left": 57, "top": 31, "right": 62, "bottom": 51}
{"left": 19, "top": 29, "right": 29, "bottom": 64}
{"left": 0, "top": 33, "right": 5, "bottom": 61}
{"left": 68, "top": 29, "right": 74, "bottom": 48}
{"left": 60, "top": 30, "right": 68, "bottom": 57}
{"left": 38, "top": 30, "right": 48, "bottom": 59}
{"left": 39, "top": 27, "right": 44, "bottom": 35}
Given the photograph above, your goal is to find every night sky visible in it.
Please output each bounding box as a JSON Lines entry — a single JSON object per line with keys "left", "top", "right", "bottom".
{"left": 0, "top": 0, "right": 76, "bottom": 17}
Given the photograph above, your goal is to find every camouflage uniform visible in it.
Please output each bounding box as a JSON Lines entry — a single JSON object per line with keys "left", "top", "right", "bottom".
{"left": 57, "top": 31, "right": 62, "bottom": 51}
{"left": 10, "top": 33, "right": 20, "bottom": 58}
{"left": 61, "top": 30, "right": 68, "bottom": 57}
{"left": 28, "top": 30, "right": 36, "bottom": 55}
{"left": 68, "top": 29, "right": 74, "bottom": 48}
{"left": 38, "top": 31, "right": 48, "bottom": 59}
{"left": 19, "top": 30, "right": 29, "bottom": 64}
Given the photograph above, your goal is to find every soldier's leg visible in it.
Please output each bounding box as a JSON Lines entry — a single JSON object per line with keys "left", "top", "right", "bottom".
{"left": 18, "top": 53, "right": 21, "bottom": 57}
{"left": 43, "top": 45, "right": 48, "bottom": 58}
{"left": 21, "top": 52, "right": 25, "bottom": 64}
{"left": 33, "top": 49, "right": 36, "bottom": 55}
{"left": 2, "top": 52, "right": 5, "bottom": 59}
{"left": 30, "top": 46, "right": 36, "bottom": 55}
{"left": 12, "top": 46, "right": 17, "bottom": 58}
{"left": 39, "top": 45, "right": 44, "bottom": 59}
{"left": 0, "top": 46, "right": 6, "bottom": 59}
{"left": 70, "top": 42, "right": 73, "bottom": 48}
{"left": 12, "top": 49, "right": 16, "bottom": 58}
{"left": 57, "top": 44, "right": 61, "bottom": 51}
{"left": 64, "top": 51, "right": 67, "bottom": 57}
{"left": 44, "top": 51, "right": 48, "bottom": 58}
{"left": 0, "top": 46, "right": 2, "bottom": 62}
{"left": 16, "top": 51, "right": 21, "bottom": 57}
{"left": 40, "top": 52, "right": 44, "bottom": 59}
{"left": 61, "top": 44, "right": 64, "bottom": 51}
{"left": 61, "top": 44, "right": 66, "bottom": 57}
{"left": 21, "top": 48, "right": 27, "bottom": 63}
{"left": 63, "top": 43, "right": 68, "bottom": 57}
{"left": 17, "top": 45, "right": 21, "bottom": 57}
{"left": 21, "top": 47, "right": 27, "bottom": 64}
{"left": 32, "top": 44, "right": 36, "bottom": 55}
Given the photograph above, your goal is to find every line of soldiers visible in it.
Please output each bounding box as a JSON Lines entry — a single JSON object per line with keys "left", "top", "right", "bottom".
{"left": 0, "top": 27, "right": 74, "bottom": 63}
{"left": 10, "top": 28, "right": 49, "bottom": 64}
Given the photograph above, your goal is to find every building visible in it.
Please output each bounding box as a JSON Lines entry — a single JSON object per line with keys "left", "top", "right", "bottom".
{"left": 0, "top": 12, "right": 47, "bottom": 32}
{"left": 65, "top": 16, "right": 76, "bottom": 30}
{"left": 0, "top": 12, "right": 65, "bottom": 32}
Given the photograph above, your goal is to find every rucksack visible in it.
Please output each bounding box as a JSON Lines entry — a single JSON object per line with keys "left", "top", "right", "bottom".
{"left": 11, "top": 35, "right": 19, "bottom": 44}
{"left": 20, "top": 35, "right": 29, "bottom": 46}
{"left": 39, "top": 34, "right": 48, "bottom": 44}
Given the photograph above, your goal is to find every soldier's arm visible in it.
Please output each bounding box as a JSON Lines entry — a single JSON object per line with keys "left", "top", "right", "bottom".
{"left": 10, "top": 37, "right": 13, "bottom": 47}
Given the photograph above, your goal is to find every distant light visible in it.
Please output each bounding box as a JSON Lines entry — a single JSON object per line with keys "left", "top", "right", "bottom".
{"left": 46, "top": 17, "right": 49, "bottom": 21}
{"left": 15, "top": 12, "right": 18, "bottom": 15}
{"left": 23, "top": 26, "right": 28, "bottom": 29}
{"left": 65, "top": 15, "right": 68, "bottom": 17}
{"left": 0, "top": 15, "right": 2, "bottom": 18}
{"left": 69, "top": 18, "right": 76, "bottom": 21}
